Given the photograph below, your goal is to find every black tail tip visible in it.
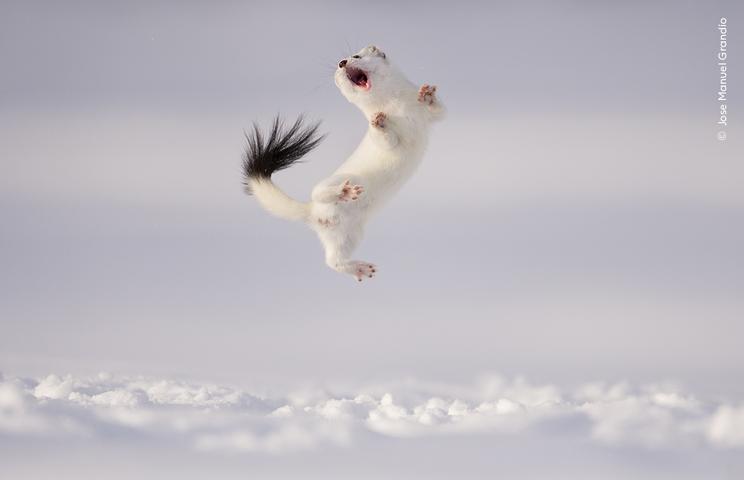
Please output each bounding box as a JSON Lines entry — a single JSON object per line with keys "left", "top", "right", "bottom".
{"left": 242, "top": 115, "right": 325, "bottom": 192}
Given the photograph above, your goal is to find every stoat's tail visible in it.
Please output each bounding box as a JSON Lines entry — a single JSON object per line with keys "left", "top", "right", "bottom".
{"left": 242, "top": 115, "right": 324, "bottom": 222}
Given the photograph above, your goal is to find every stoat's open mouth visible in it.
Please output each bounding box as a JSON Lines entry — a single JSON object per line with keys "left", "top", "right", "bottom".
{"left": 345, "top": 66, "right": 370, "bottom": 90}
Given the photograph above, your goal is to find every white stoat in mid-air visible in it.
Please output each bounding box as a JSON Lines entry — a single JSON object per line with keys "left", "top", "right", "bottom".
{"left": 243, "top": 45, "right": 445, "bottom": 282}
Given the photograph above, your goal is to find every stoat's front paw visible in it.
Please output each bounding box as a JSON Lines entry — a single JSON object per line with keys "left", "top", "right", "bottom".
{"left": 370, "top": 112, "right": 387, "bottom": 129}
{"left": 337, "top": 179, "right": 364, "bottom": 202}
{"left": 316, "top": 216, "right": 339, "bottom": 228}
{"left": 418, "top": 84, "right": 437, "bottom": 105}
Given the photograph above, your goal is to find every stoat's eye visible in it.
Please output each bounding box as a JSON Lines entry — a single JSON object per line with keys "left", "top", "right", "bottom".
{"left": 352, "top": 55, "right": 361, "bottom": 59}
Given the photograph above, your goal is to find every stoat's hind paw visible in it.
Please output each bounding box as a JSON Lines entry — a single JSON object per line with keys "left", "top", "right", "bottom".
{"left": 418, "top": 84, "right": 437, "bottom": 105}
{"left": 351, "top": 261, "right": 377, "bottom": 282}
{"left": 337, "top": 180, "right": 364, "bottom": 202}
{"left": 370, "top": 112, "right": 387, "bottom": 129}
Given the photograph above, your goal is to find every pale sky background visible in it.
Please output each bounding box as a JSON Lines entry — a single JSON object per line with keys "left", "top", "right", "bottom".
{"left": 1, "top": 0, "right": 743, "bottom": 478}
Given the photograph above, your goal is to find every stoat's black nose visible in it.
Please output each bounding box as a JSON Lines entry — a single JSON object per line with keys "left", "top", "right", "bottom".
{"left": 338, "top": 59, "right": 347, "bottom": 68}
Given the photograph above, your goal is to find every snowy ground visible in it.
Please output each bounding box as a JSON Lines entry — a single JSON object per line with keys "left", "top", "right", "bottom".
{"left": 2, "top": 371, "right": 744, "bottom": 479}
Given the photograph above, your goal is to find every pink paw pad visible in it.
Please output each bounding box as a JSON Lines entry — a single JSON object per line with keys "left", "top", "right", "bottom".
{"left": 353, "top": 262, "right": 377, "bottom": 282}
{"left": 418, "top": 84, "right": 437, "bottom": 105}
{"left": 371, "top": 112, "right": 386, "bottom": 129}
{"left": 337, "top": 180, "right": 364, "bottom": 202}
{"left": 317, "top": 217, "right": 337, "bottom": 227}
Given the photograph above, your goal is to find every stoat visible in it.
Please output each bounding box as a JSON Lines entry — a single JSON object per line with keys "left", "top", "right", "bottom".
{"left": 243, "top": 45, "right": 445, "bottom": 282}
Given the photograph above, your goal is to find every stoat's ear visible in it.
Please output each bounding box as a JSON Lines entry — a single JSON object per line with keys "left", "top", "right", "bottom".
{"left": 367, "top": 45, "right": 387, "bottom": 59}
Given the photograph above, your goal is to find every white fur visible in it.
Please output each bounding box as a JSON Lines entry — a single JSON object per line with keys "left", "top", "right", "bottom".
{"left": 249, "top": 45, "right": 444, "bottom": 281}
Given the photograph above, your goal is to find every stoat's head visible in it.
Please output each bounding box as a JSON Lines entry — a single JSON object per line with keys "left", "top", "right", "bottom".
{"left": 335, "top": 45, "right": 402, "bottom": 109}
